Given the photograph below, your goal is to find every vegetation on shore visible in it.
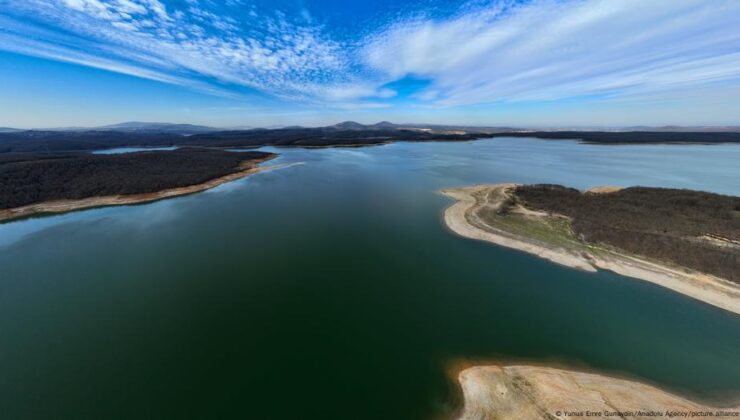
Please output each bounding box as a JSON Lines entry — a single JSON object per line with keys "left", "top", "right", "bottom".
{"left": 443, "top": 184, "right": 740, "bottom": 314}
{"left": 511, "top": 185, "right": 740, "bottom": 283}
{"left": 0, "top": 127, "right": 488, "bottom": 153}
{"left": 2, "top": 126, "right": 740, "bottom": 154}
{"left": 0, "top": 148, "right": 273, "bottom": 211}
{"left": 498, "top": 131, "right": 740, "bottom": 144}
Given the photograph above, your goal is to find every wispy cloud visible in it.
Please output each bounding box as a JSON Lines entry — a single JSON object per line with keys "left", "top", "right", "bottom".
{"left": 0, "top": 0, "right": 384, "bottom": 103}
{"left": 363, "top": 0, "right": 740, "bottom": 106}
{"left": 2, "top": 0, "right": 740, "bottom": 111}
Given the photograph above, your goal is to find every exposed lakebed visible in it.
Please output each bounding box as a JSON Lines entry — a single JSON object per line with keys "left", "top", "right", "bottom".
{"left": 1, "top": 138, "right": 739, "bottom": 419}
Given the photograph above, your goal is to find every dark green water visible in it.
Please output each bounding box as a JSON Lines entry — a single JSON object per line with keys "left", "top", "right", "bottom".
{"left": 1, "top": 138, "right": 739, "bottom": 419}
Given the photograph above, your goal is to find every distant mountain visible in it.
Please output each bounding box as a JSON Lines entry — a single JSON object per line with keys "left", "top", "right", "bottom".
{"left": 395, "top": 123, "right": 520, "bottom": 134}
{"left": 96, "top": 122, "right": 218, "bottom": 135}
{"left": 221, "top": 125, "right": 256, "bottom": 130}
{"left": 331, "top": 121, "right": 369, "bottom": 130}
{"left": 369, "top": 121, "right": 399, "bottom": 129}
{"left": 327, "top": 121, "right": 512, "bottom": 134}
{"left": 273, "top": 125, "right": 305, "bottom": 130}
{"left": 4, "top": 124, "right": 740, "bottom": 154}
{"left": 239, "top": 124, "right": 302, "bottom": 130}
{"left": 8, "top": 120, "right": 740, "bottom": 137}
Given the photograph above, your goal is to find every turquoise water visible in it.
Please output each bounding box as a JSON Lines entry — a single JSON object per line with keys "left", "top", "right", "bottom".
{"left": 1, "top": 138, "right": 739, "bottom": 419}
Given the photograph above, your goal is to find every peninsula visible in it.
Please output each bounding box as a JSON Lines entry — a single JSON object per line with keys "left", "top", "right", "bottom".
{"left": 0, "top": 148, "right": 276, "bottom": 222}
{"left": 456, "top": 364, "right": 739, "bottom": 420}
{"left": 442, "top": 184, "right": 740, "bottom": 315}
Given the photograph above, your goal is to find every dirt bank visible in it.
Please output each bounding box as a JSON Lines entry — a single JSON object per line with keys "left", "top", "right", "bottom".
{"left": 457, "top": 364, "right": 739, "bottom": 420}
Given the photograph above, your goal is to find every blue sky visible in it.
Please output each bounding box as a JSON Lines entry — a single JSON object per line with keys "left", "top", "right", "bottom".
{"left": 1, "top": 0, "right": 740, "bottom": 128}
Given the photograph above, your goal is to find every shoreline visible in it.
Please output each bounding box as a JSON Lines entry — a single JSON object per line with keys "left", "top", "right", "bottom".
{"left": 440, "top": 184, "right": 740, "bottom": 316}
{"left": 0, "top": 155, "right": 283, "bottom": 224}
{"left": 454, "top": 364, "right": 739, "bottom": 419}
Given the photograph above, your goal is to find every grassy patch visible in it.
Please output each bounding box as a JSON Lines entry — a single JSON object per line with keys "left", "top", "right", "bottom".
{"left": 478, "top": 209, "right": 587, "bottom": 251}
{"left": 514, "top": 184, "right": 740, "bottom": 283}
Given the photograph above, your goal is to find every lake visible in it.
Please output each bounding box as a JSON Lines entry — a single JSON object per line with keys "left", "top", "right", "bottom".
{"left": 1, "top": 137, "right": 739, "bottom": 419}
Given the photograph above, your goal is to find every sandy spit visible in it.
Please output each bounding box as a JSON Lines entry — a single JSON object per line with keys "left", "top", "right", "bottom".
{"left": 0, "top": 156, "right": 289, "bottom": 223}
{"left": 441, "top": 184, "right": 740, "bottom": 316}
{"left": 457, "top": 364, "right": 739, "bottom": 420}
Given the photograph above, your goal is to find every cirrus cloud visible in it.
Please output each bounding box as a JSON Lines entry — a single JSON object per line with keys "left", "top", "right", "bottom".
{"left": 363, "top": 0, "right": 740, "bottom": 106}
{"left": 1, "top": 0, "right": 740, "bottom": 111}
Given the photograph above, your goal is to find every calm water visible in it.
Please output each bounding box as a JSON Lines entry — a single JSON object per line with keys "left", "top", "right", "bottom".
{"left": 92, "top": 146, "right": 179, "bottom": 154}
{"left": 1, "top": 138, "right": 740, "bottom": 419}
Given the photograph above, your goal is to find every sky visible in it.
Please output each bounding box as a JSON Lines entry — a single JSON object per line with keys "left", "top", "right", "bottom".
{"left": 1, "top": 0, "right": 740, "bottom": 128}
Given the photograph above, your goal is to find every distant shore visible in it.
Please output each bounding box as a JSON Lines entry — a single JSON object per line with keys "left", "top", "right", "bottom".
{"left": 455, "top": 364, "right": 739, "bottom": 419}
{"left": 441, "top": 184, "right": 740, "bottom": 315}
{"left": 0, "top": 155, "right": 280, "bottom": 223}
{"left": 4, "top": 126, "right": 740, "bottom": 155}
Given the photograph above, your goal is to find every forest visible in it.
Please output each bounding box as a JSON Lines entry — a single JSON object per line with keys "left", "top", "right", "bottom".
{"left": 0, "top": 127, "right": 488, "bottom": 153}
{"left": 513, "top": 185, "right": 740, "bottom": 283}
{"left": 498, "top": 131, "right": 740, "bottom": 144}
{"left": 0, "top": 149, "right": 272, "bottom": 210}
{"left": 2, "top": 127, "right": 740, "bottom": 154}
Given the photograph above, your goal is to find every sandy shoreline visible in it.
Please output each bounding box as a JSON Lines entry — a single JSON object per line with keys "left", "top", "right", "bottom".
{"left": 0, "top": 155, "right": 285, "bottom": 223}
{"left": 441, "top": 184, "right": 740, "bottom": 315}
{"left": 456, "top": 364, "right": 739, "bottom": 420}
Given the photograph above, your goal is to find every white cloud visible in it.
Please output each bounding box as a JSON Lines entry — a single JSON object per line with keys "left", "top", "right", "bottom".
{"left": 2, "top": 0, "right": 740, "bottom": 111}
{"left": 362, "top": 0, "right": 740, "bottom": 106}
{"left": 0, "top": 0, "right": 377, "bottom": 103}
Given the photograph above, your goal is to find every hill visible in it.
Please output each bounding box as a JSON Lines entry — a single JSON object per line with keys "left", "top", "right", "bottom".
{"left": 96, "top": 122, "right": 218, "bottom": 134}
